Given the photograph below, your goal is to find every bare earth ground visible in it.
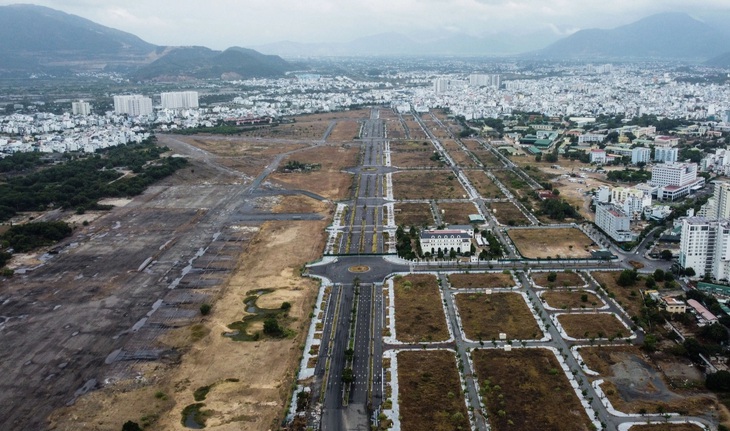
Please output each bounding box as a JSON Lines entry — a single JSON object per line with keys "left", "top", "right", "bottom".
{"left": 630, "top": 425, "right": 703, "bottom": 431}
{"left": 19, "top": 115, "right": 342, "bottom": 431}
{"left": 489, "top": 201, "right": 531, "bottom": 226}
{"left": 508, "top": 228, "right": 595, "bottom": 259}
{"left": 464, "top": 170, "right": 504, "bottom": 198}
{"left": 591, "top": 272, "right": 644, "bottom": 319}
{"left": 50, "top": 220, "right": 328, "bottom": 431}
{"left": 327, "top": 120, "right": 361, "bottom": 142}
{"left": 578, "top": 346, "right": 722, "bottom": 419}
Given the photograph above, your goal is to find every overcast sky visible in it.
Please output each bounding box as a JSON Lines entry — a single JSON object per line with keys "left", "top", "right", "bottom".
{"left": 3, "top": 0, "right": 730, "bottom": 48}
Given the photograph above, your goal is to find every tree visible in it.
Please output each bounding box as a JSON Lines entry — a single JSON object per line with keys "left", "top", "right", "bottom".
{"left": 449, "top": 249, "right": 457, "bottom": 259}
{"left": 653, "top": 269, "right": 665, "bottom": 282}
{"left": 644, "top": 276, "right": 656, "bottom": 289}
{"left": 642, "top": 334, "right": 658, "bottom": 352}
{"left": 707, "top": 370, "right": 730, "bottom": 392}
{"left": 552, "top": 189, "right": 560, "bottom": 196}
{"left": 535, "top": 153, "right": 542, "bottom": 162}
{"left": 684, "top": 267, "right": 696, "bottom": 277}
{"left": 199, "top": 303, "right": 211, "bottom": 315}
{"left": 660, "top": 249, "right": 673, "bottom": 260}
{"left": 122, "top": 422, "right": 143, "bottom": 431}
{"left": 342, "top": 368, "right": 354, "bottom": 384}
{"left": 701, "top": 322, "right": 729, "bottom": 343}
{"left": 547, "top": 272, "right": 558, "bottom": 282}
{"left": 617, "top": 269, "right": 638, "bottom": 287}
{"left": 263, "top": 316, "right": 284, "bottom": 337}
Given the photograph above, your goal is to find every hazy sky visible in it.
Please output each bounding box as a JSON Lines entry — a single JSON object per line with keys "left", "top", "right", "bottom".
{"left": 3, "top": 0, "right": 730, "bottom": 48}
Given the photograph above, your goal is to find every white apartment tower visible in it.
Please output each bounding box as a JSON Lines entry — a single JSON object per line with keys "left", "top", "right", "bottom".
{"left": 631, "top": 147, "right": 651, "bottom": 165}
{"left": 433, "top": 78, "right": 450, "bottom": 94}
{"left": 654, "top": 146, "right": 678, "bottom": 163}
{"left": 71, "top": 100, "right": 91, "bottom": 116}
{"left": 679, "top": 218, "right": 730, "bottom": 280}
{"left": 595, "top": 203, "right": 635, "bottom": 242}
{"left": 650, "top": 162, "right": 697, "bottom": 187}
{"left": 701, "top": 181, "right": 730, "bottom": 219}
{"left": 161, "top": 91, "right": 199, "bottom": 109}
{"left": 113, "top": 95, "right": 153, "bottom": 116}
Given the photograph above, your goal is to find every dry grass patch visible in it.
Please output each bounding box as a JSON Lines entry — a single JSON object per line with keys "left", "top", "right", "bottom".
{"left": 394, "top": 203, "right": 433, "bottom": 228}
{"left": 438, "top": 201, "right": 479, "bottom": 225}
{"left": 557, "top": 313, "right": 628, "bottom": 339}
{"left": 448, "top": 272, "right": 515, "bottom": 289}
{"left": 532, "top": 271, "right": 585, "bottom": 288}
{"left": 397, "top": 350, "right": 470, "bottom": 431}
{"left": 456, "top": 292, "right": 541, "bottom": 340}
{"left": 579, "top": 346, "right": 719, "bottom": 417}
{"left": 489, "top": 201, "right": 531, "bottom": 226}
{"left": 392, "top": 171, "right": 467, "bottom": 200}
{"left": 464, "top": 170, "right": 504, "bottom": 198}
{"left": 393, "top": 274, "right": 449, "bottom": 342}
{"left": 591, "top": 271, "right": 643, "bottom": 319}
{"left": 508, "top": 228, "right": 594, "bottom": 259}
{"left": 270, "top": 145, "right": 358, "bottom": 200}
{"left": 473, "top": 150, "right": 503, "bottom": 167}
{"left": 327, "top": 120, "right": 361, "bottom": 142}
{"left": 403, "top": 119, "right": 428, "bottom": 140}
{"left": 390, "top": 141, "right": 443, "bottom": 168}
{"left": 472, "top": 348, "right": 593, "bottom": 431}
{"left": 542, "top": 290, "right": 604, "bottom": 310}
{"left": 272, "top": 195, "right": 330, "bottom": 215}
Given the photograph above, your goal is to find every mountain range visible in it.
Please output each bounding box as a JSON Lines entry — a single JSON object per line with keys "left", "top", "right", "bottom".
{"left": 1, "top": 4, "right": 730, "bottom": 79}
{"left": 0, "top": 4, "right": 294, "bottom": 79}
{"left": 529, "top": 12, "right": 730, "bottom": 61}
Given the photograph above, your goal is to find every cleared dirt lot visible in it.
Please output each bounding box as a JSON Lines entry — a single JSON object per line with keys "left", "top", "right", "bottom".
{"left": 591, "top": 271, "right": 644, "bottom": 319}
{"left": 579, "top": 346, "right": 719, "bottom": 417}
{"left": 456, "top": 292, "right": 542, "bottom": 340}
{"left": 393, "top": 274, "right": 449, "bottom": 343}
{"left": 508, "top": 228, "right": 595, "bottom": 259}
{"left": 397, "top": 350, "right": 470, "bottom": 431}
{"left": 389, "top": 140, "right": 443, "bottom": 168}
{"left": 392, "top": 171, "right": 467, "bottom": 200}
{"left": 327, "top": 120, "right": 361, "bottom": 142}
{"left": 472, "top": 348, "right": 593, "bottom": 431}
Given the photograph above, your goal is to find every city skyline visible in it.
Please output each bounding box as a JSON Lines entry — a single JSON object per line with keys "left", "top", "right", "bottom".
{"left": 1, "top": 0, "right": 729, "bottom": 50}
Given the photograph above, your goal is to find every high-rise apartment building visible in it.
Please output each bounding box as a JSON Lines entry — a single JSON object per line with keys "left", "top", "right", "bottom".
{"left": 468, "top": 74, "right": 500, "bottom": 88}
{"left": 650, "top": 162, "right": 703, "bottom": 201}
{"left": 679, "top": 217, "right": 730, "bottom": 280}
{"left": 700, "top": 181, "right": 730, "bottom": 219}
{"left": 595, "top": 203, "right": 635, "bottom": 242}
{"left": 161, "top": 91, "right": 199, "bottom": 109}
{"left": 113, "top": 95, "right": 153, "bottom": 116}
{"left": 654, "top": 146, "right": 678, "bottom": 163}
{"left": 631, "top": 147, "right": 651, "bottom": 165}
{"left": 71, "top": 100, "right": 91, "bottom": 116}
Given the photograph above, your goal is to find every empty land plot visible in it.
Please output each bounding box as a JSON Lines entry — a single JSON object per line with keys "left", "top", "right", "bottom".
{"left": 403, "top": 119, "right": 428, "bottom": 140}
{"left": 464, "top": 170, "right": 504, "bottom": 198}
{"left": 456, "top": 292, "right": 541, "bottom": 340}
{"left": 390, "top": 141, "right": 443, "bottom": 168}
{"left": 385, "top": 119, "right": 405, "bottom": 139}
{"left": 392, "top": 171, "right": 466, "bottom": 200}
{"left": 508, "top": 228, "right": 594, "bottom": 259}
{"left": 532, "top": 271, "right": 585, "bottom": 288}
{"left": 270, "top": 145, "right": 358, "bottom": 200}
{"left": 472, "top": 348, "right": 593, "bottom": 431}
{"left": 394, "top": 203, "right": 433, "bottom": 228}
{"left": 327, "top": 120, "right": 361, "bottom": 141}
{"left": 448, "top": 272, "right": 515, "bottom": 289}
{"left": 393, "top": 274, "right": 449, "bottom": 342}
{"left": 239, "top": 120, "right": 330, "bottom": 140}
{"left": 489, "top": 201, "right": 531, "bottom": 226}
{"left": 591, "top": 272, "right": 643, "bottom": 319}
{"left": 541, "top": 290, "right": 604, "bottom": 310}
{"left": 579, "top": 346, "right": 718, "bottom": 416}
{"left": 473, "top": 150, "right": 503, "bottom": 167}
{"left": 557, "top": 313, "right": 628, "bottom": 339}
{"left": 397, "top": 350, "right": 470, "bottom": 431}
{"left": 492, "top": 169, "right": 532, "bottom": 198}
{"left": 438, "top": 201, "right": 479, "bottom": 225}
